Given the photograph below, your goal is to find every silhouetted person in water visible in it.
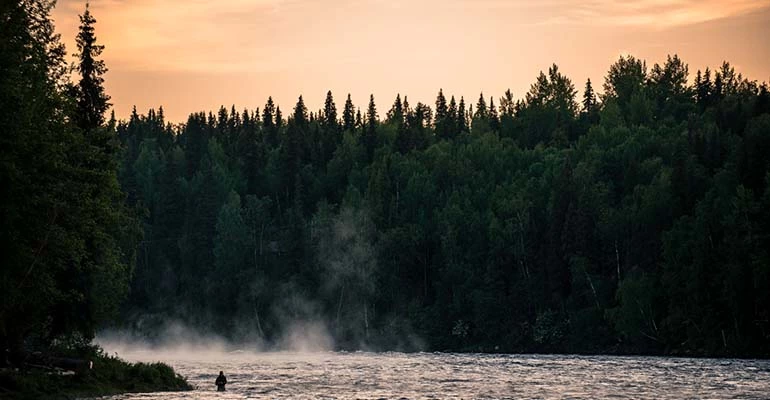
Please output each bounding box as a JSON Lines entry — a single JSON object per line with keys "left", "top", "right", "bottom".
{"left": 216, "top": 370, "right": 227, "bottom": 391}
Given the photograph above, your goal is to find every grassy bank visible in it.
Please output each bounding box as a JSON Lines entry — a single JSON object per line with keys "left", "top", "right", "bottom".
{"left": 0, "top": 346, "right": 191, "bottom": 400}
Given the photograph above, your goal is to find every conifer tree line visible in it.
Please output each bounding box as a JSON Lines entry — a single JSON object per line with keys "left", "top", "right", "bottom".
{"left": 118, "top": 57, "right": 770, "bottom": 356}
{"left": 1, "top": 1, "right": 139, "bottom": 359}
{"left": 2, "top": 1, "right": 770, "bottom": 358}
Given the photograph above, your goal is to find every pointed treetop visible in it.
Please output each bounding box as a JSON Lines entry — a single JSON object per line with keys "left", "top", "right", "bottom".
{"left": 275, "top": 106, "right": 283, "bottom": 128}
{"left": 435, "top": 88, "right": 448, "bottom": 119}
{"left": 263, "top": 97, "right": 275, "bottom": 127}
{"left": 75, "top": 2, "right": 110, "bottom": 132}
{"left": 323, "top": 90, "right": 338, "bottom": 128}
{"left": 582, "top": 78, "right": 596, "bottom": 114}
{"left": 355, "top": 107, "right": 363, "bottom": 128}
{"left": 474, "top": 92, "right": 488, "bottom": 119}
{"left": 388, "top": 93, "right": 404, "bottom": 123}
{"left": 343, "top": 93, "right": 355, "bottom": 131}
{"left": 293, "top": 95, "right": 308, "bottom": 126}
{"left": 367, "top": 94, "right": 378, "bottom": 123}
{"left": 458, "top": 96, "right": 468, "bottom": 132}
{"left": 489, "top": 96, "right": 498, "bottom": 118}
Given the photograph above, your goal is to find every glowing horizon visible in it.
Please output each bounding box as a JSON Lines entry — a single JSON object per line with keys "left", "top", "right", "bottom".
{"left": 52, "top": 0, "right": 770, "bottom": 123}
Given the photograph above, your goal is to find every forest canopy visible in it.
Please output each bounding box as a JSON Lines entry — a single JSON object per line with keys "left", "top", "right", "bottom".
{"left": 1, "top": 0, "right": 139, "bottom": 362}
{"left": 115, "top": 56, "right": 770, "bottom": 356}
{"left": 2, "top": 0, "right": 770, "bottom": 360}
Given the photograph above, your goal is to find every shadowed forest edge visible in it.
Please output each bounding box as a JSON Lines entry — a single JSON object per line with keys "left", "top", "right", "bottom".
{"left": 2, "top": 1, "right": 770, "bottom": 378}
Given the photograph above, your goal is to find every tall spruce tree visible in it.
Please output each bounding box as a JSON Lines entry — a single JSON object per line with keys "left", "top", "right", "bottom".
{"left": 458, "top": 96, "right": 468, "bottom": 132}
{"left": 2, "top": 0, "right": 69, "bottom": 355}
{"left": 582, "top": 78, "right": 596, "bottom": 114}
{"left": 284, "top": 96, "right": 308, "bottom": 185}
{"left": 263, "top": 97, "right": 277, "bottom": 146}
{"left": 292, "top": 95, "right": 308, "bottom": 127}
{"left": 447, "top": 95, "right": 458, "bottom": 138}
{"left": 355, "top": 108, "right": 363, "bottom": 129}
{"left": 343, "top": 94, "right": 355, "bottom": 131}
{"left": 364, "top": 94, "right": 378, "bottom": 160}
{"left": 474, "top": 92, "right": 488, "bottom": 120}
{"left": 2, "top": 1, "right": 138, "bottom": 356}
{"left": 387, "top": 93, "right": 404, "bottom": 124}
{"left": 488, "top": 96, "right": 499, "bottom": 132}
{"left": 275, "top": 106, "right": 283, "bottom": 130}
{"left": 321, "top": 91, "right": 340, "bottom": 162}
{"left": 434, "top": 89, "right": 449, "bottom": 139}
{"left": 322, "top": 90, "right": 338, "bottom": 129}
{"left": 75, "top": 3, "right": 110, "bottom": 133}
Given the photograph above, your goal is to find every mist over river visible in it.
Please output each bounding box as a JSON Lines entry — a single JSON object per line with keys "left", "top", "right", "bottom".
{"left": 95, "top": 351, "right": 770, "bottom": 399}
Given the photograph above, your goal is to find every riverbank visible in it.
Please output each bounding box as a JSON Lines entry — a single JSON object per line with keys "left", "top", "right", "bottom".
{"left": 76, "top": 351, "right": 770, "bottom": 399}
{"left": 0, "top": 347, "right": 191, "bottom": 400}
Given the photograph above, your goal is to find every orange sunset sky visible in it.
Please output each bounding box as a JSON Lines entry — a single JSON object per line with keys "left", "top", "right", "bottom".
{"left": 52, "top": 0, "right": 770, "bottom": 123}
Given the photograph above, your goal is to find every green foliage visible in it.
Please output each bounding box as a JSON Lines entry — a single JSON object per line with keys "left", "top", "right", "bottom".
{"left": 517, "top": 64, "right": 579, "bottom": 146}
{"left": 5, "top": 1, "right": 768, "bottom": 359}
{"left": 0, "top": 345, "right": 190, "bottom": 400}
{"left": 1, "top": 0, "right": 138, "bottom": 358}
{"left": 603, "top": 55, "right": 646, "bottom": 116}
{"left": 532, "top": 310, "right": 567, "bottom": 351}
{"left": 74, "top": 2, "right": 110, "bottom": 133}
{"left": 107, "top": 53, "right": 765, "bottom": 356}
{"left": 609, "top": 273, "right": 662, "bottom": 352}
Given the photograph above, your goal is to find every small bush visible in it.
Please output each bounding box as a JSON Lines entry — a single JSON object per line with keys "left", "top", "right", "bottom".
{"left": 0, "top": 345, "right": 191, "bottom": 400}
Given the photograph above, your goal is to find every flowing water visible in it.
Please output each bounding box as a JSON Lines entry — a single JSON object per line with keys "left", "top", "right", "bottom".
{"left": 98, "top": 351, "right": 770, "bottom": 399}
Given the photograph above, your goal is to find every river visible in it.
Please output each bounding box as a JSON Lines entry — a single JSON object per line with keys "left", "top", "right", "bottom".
{"left": 99, "top": 351, "right": 770, "bottom": 399}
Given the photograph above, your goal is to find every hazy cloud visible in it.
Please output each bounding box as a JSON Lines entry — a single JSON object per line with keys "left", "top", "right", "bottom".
{"left": 525, "top": 0, "right": 770, "bottom": 28}
{"left": 53, "top": 0, "right": 770, "bottom": 73}
{"left": 50, "top": 0, "right": 770, "bottom": 122}
{"left": 54, "top": 0, "right": 307, "bottom": 72}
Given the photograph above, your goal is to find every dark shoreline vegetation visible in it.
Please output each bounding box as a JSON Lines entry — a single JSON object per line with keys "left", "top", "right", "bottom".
{"left": 0, "top": 344, "right": 191, "bottom": 400}
{"left": 2, "top": 1, "right": 189, "bottom": 398}
{"left": 1, "top": 2, "right": 770, "bottom": 399}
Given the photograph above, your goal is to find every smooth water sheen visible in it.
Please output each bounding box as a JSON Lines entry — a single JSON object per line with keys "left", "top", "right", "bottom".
{"left": 100, "top": 352, "right": 770, "bottom": 399}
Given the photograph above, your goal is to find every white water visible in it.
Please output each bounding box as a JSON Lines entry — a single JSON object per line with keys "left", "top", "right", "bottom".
{"left": 98, "top": 351, "right": 770, "bottom": 399}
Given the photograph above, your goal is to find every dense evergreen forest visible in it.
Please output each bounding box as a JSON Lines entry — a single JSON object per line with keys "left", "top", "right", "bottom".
{"left": 2, "top": 1, "right": 770, "bottom": 362}
{"left": 1, "top": 0, "right": 141, "bottom": 366}
{"left": 117, "top": 58, "right": 770, "bottom": 356}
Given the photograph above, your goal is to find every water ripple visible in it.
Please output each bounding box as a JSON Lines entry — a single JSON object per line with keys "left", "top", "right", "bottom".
{"left": 97, "top": 352, "right": 770, "bottom": 399}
